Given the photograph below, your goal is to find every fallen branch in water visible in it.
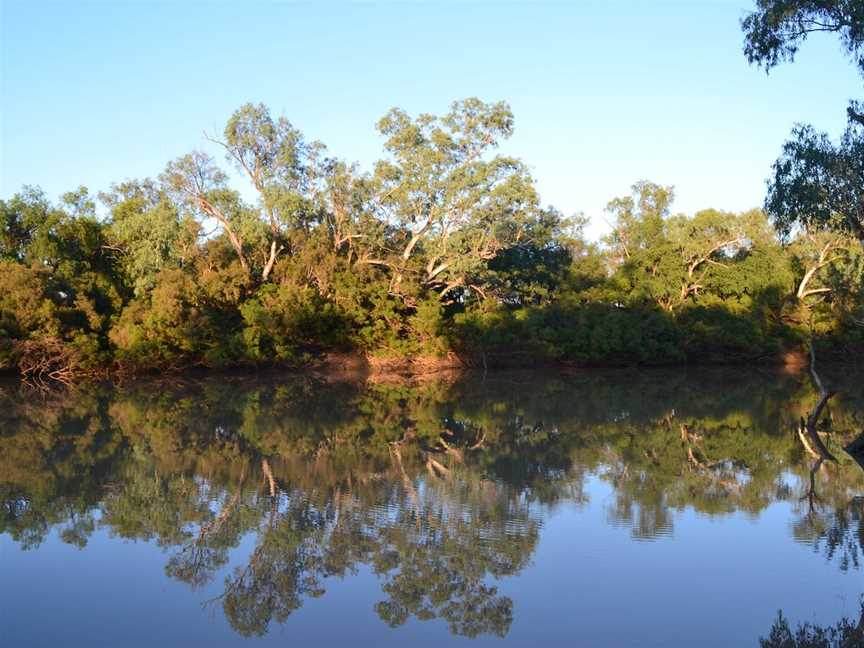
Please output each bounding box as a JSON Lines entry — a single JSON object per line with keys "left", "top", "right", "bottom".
{"left": 797, "top": 341, "right": 838, "bottom": 463}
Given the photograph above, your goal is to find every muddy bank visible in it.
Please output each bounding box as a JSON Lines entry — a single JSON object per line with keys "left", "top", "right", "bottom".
{"left": 6, "top": 342, "right": 860, "bottom": 389}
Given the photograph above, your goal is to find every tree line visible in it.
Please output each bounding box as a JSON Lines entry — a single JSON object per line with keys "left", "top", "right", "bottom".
{"left": 1, "top": 0, "right": 862, "bottom": 379}
{"left": 1, "top": 99, "right": 861, "bottom": 377}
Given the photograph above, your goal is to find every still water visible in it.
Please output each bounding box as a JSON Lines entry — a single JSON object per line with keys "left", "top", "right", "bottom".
{"left": 1, "top": 368, "right": 863, "bottom": 647}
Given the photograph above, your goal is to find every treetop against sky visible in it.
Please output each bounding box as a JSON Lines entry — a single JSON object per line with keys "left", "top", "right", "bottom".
{"left": 0, "top": 0, "right": 858, "bottom": 240}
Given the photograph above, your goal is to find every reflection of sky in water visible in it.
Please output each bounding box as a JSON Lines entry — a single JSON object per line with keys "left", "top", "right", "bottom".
{"left": 3, "top": 475, "right": 861, "bottom": 647}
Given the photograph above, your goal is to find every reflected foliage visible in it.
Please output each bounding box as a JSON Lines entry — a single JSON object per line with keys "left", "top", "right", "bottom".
{"left": 2, "top": 369, "right": 864, "bottom": 638}
{"left": 760, "top": 604, "right": 864, "bottom": 648}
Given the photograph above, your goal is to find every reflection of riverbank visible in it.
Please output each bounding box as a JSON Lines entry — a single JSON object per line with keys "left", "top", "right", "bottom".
{"left": 6, "top": 348, "right": 863, "bottom": 390}
{"left": 2, "top": 368, "right": 863, "bottom": 640}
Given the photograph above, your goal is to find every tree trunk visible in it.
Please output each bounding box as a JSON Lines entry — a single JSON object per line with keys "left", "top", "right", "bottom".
{"left": 261, "top": 240, "right": 284, "bottom": 282}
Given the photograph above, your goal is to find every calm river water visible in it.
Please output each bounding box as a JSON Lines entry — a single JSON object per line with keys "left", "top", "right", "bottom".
{"left": 2, "top": 368, "right": 863, "bottom": 647}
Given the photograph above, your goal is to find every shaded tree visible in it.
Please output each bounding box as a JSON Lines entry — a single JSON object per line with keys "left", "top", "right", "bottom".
{"left": 743, "top": 1, "right": 864, "bottom": 247}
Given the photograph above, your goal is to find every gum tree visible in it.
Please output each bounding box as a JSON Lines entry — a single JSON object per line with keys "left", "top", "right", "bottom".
{"left": 743, "top": 1, "right": 864, "bottom": 246}
{"left": 373, "top": 98, "right": 549, "bottom": 300}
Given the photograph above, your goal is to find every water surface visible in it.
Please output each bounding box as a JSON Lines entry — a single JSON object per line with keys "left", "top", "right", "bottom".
{"left": 2, "top": 368, "right": 863, "bottom": 646}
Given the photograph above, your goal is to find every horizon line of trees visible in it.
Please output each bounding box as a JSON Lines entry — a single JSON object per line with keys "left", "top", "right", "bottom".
{"left": 1, "top": 97, "right": 863, "bottom": 379}
{"left": 3, "top": 0, "right": 864, "bottom": 380}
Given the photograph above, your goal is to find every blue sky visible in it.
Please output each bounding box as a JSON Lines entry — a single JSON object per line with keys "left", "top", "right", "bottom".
{"left": 1, "top": 0, "right": 859, "bottom": 238}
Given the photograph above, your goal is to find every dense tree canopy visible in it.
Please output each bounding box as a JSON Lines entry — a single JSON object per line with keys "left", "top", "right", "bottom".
{"left": 1, "top": 99, "right": 863, "bottom": 379}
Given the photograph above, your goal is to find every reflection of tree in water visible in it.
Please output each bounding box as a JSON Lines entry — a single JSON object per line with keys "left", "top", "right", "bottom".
{"left": 0, "top": 387, "right": 125, "bottom": 549}
{"left": 790, "top": 452, "right": 864, "bottom": 572}
{"left": 752, "top": 352, "right": 864, "bottom": 647}
{"left": 371, "top": 474, "right": 532, "bottom": 638}
{"left": 216, "top": 494, "right": 332, "bottom": 636}
{"left": 786, "top": 353, "right": 864, "bottom": 573}
{"left": 792, "top": 422, "right": 864, "bottom": 571}
{"left": 597, "top": 411, "right": 802, "bottom": 539}
{"left": 2, "top": 368, "right": 864, "bottom": 639}
{"left": 201, "top": 452, "right": 539, "bottom": 638}
{"left": 760, "top": 603, "right": 864, "bottom": 647}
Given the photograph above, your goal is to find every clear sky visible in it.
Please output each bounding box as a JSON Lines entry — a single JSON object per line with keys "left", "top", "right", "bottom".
{"left": 0, "top": 0, "right": 859, "bottom": 239}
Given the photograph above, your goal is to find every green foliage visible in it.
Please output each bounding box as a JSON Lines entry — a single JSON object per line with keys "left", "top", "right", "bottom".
{"left": 0, "top": 187, "right": 126, "bottom": 372}
{"left": 742, "top": 1, "right": 864, "bottom": 76}
{"left": 2, "top": 100, "right": 864, "bottom": 376}
{"left": 101, "top": 179, "right": 199, "bottom": 296}
{"left": 742, "top": 1, "right": 864, "bottom": 247}
{"left": 110, "top": 268, "right": 234, "bottom": 369}
{"left": 239, "top": 283, "right": 353, "bottom": 361}
{"left": 451, "top": 302, "right": 685, "bottom": 365}
{"left": 766, "top": 123, "right": 864, "bottom": 244}
{"left": 373, "top": 98, "right": 548, "bottom": 297}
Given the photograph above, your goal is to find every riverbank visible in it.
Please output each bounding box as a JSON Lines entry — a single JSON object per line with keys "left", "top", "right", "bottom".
{"left": 6, "top": 341, "right": 862, "bottom": 389}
